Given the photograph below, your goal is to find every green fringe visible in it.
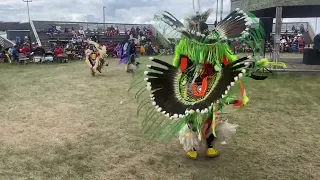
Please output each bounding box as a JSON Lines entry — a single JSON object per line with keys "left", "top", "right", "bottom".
{"left": 173, "top": 37, "right": 237, "bottom": 68}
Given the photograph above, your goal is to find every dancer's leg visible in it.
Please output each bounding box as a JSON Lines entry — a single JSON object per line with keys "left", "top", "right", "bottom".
{"left": 179, "top": 123, "right": 199, "bottom": 159}
{"left": 206, "top": 131, "right": 219, "bottom": 157}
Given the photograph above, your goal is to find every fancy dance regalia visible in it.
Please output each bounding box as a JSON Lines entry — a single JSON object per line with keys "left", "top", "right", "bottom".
{"left": 129, "top": 8, "right": 286, "bottom": 159}
{"left": 85, "top": 41, "right": 109, "bottom": 76}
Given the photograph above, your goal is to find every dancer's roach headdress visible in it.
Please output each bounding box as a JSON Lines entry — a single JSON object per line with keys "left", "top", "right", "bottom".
{"left": 129, "top": 8, "right": 286, "bottom": 142}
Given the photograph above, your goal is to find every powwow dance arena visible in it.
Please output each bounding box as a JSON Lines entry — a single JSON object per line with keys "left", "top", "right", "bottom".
{"left": 1, "top": 1, "right": 320, "bottom": 179}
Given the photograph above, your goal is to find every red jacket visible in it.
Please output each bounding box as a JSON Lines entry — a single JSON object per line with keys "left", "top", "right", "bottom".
{"left": 20, "top": 47, "right": 30, "bottom": 55}
{"left": 54, "top": 48, "right": 64, "bottom": 56}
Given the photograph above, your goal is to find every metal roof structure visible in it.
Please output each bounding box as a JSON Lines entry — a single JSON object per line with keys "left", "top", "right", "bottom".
{"left": 231, "top": 0, "right": 320, "bottom": 18}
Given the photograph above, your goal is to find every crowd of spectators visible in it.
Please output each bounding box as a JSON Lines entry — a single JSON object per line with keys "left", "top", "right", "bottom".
{"left": 233, "top": 23, "right": 308, "bottom": 54}
{"left": 47, "top": 26, "right": 86, "bottom": 38}
{"left": 0, "top": 42, "right": 32, "bottom": 63}
{"left": 41, "top": 24, "right": 157, "bottom": 59}
{"left": 45, "top": 24, "right": 154, "bottom": 40}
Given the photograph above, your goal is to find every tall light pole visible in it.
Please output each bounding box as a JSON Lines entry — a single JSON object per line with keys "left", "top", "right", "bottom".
{"left": 22, "top": 0, "right": 32, "bottom": 22}
{"left": 220, "top": 0, "right": 223, "bottom": 21}
{"left": 103, "top": 6, "right": 106, "bottom": 31}
{"left": 215, "top": 0, "right": 219, "bottom": 26}
{"left": 316, "top": 18, "right": 318, "bottom": 33}
{"left": 22, "top": 0, "right": 32, "bottom": 50}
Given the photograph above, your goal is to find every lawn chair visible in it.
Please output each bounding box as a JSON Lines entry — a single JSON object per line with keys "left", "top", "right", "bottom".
{"left": 44, "top": 51, "right": 54, "bottom": 63}
{"left": 30, "top": 52, "right": 44, "bottom": 63}
{"left": 18, "top": 53, "right": 28, "bottom": 65}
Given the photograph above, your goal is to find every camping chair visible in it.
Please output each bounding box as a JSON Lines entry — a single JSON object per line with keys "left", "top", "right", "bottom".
{"left": 18, "top": 53, "right": 28, "bottom": 65}
{"left": 44, "top": 51, "right": 54, "bottom": 63}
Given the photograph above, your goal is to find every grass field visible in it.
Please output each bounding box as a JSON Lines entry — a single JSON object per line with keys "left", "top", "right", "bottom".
{"left": 0, "top": 56, "right": 320, "bottom": 180}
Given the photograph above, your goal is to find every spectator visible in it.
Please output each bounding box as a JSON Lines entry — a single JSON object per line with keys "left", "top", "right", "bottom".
{"left": 20, "top": 44, "right": 31, "bottom": 55}
{"left": 78, "top": 27, "right": 85, "bottom": 38}
{"left": 300, "top": 24, "right": 305, "bottom": 34}
{"left": 8, "top": 47, "right": 13, "bottom": 56}
{"left": 64, "top": 28, "right": 69, "bottom": 34}
{"left": 110, "top": 25, "right": 115, "bottom": 31}
{"left": 56, "top": 25, "right": 61, "bottom": 33}
{"left": 124, "top": 28, "right": 130, "bottom": 35}
{"left": 11, "top": 45, "right": 19, "bottom": 62}
{"left": 298, "top": 36, "right": 305, "bottom": 53}
{"left": 105, "top": 27, "right": 111, "bottom": 36}
{"left": 140, "top": 44, "right": 146, "bottom": 55}
{"left": 70, "top": 27, "right": 77, "bottom": 37}
{"left": 54, "top": 46, "right": 64, "bottom": 57}
{"left": 33, "top": 46, "right": 45, "bottom": 56}
{"left": 115, "top": 26, "right": 119, "bottom": 35}
{"left": 48, "top": 26, "right": 56, "bottom": 37}
{"left": 291, "top": 25, "right": 295, "bottom": 33}
{"left": 147, "top": 25, "right": 153, "bottom": 37}
{"left": 85, "top": 28, "right": 91, "bottom": 34}
{"left": 130, "top": 26, "right": 136, "bottom": 37}
{"left": 143, "top": 26, "right": 147, "bottom": 34}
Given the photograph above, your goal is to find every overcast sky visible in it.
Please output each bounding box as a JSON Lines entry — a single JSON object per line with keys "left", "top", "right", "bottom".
{"left": 0, "top": 0, "right": 319, "bottom": 33}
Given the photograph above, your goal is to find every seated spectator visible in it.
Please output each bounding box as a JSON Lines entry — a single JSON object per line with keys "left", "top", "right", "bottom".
{"left": 54, "top": 46, "right": 64, "bottom": 57}
{"left": 64, "top": 28, "right": 69, "bottom": 34}
{"left": 11, "top": 45, "right": 19, "bottom": 62}
{"left": 147, "top": 25, "right": 153, "bottom": 36}
{"left": 105, "top": 27, "right": 111, "bottom": 36}
{"left": 65, "top": 43, "right": 73, "bottom": 59}
{"left": 85, "top": 28, "right": 91, "bottom": 34}
{"left": 33, "top": 46, "right": 45, "bottom": 56}
{"left": 299, "top": 24, "right": 305, "bottom": 34}
{"left": 124, "top": 28, "right": 130, "bottom": 35}
{"left": 78, "top": 26, "right": 85, "bottom": 38}
{"left": 143, "top": 26, "right": 147, "bottom": 34}
{"left": 115, "top": 26, "right": 119, "bottom": 35}
{"left": 110, "top": 25, "right": 115, "bottom": 32}
{"left": 130, "top": 26, "right": 136, "bottom": 37}
{"left": 70, "top": 27, "right": 77, "bottom": 37}
{"left": 56, "top": 25, "right": 62, "bottom": 33}
{"left": 8, "top": 47, "right": 13, "bottom": 56}
{"left": 48, "top": 26, "right": 56, "bottom": 37}
{"left": 20, "top": 44, "right": 31, "bottom": 55}
{"left": 139, "top": 30, "right": 144, "bottom": 37}
{"left": 291, "top": 25, "right": 295, "bottom": 33}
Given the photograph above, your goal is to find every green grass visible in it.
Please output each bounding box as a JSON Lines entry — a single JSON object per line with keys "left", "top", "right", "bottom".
{"left": 0, "top": 56, "right": 319, "bottom": 180}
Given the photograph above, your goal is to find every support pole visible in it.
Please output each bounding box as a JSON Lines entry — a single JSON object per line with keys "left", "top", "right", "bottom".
{"left": 103, "top": 6, "right": 106, "bottom": 31}
{"left": 220, "top": 0, "right": 223, "bottom": 21}
{"left": 273, "top": 6, "right": 282, "bottom": 69}
{"left": 316, "top": 17, "right": 318, "bottom": 33}
{"left": 215, "top": 0, "right": 219, "bottom": 25}
{"left": 22, "top": 0, "right": 32, "bottom": 50}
